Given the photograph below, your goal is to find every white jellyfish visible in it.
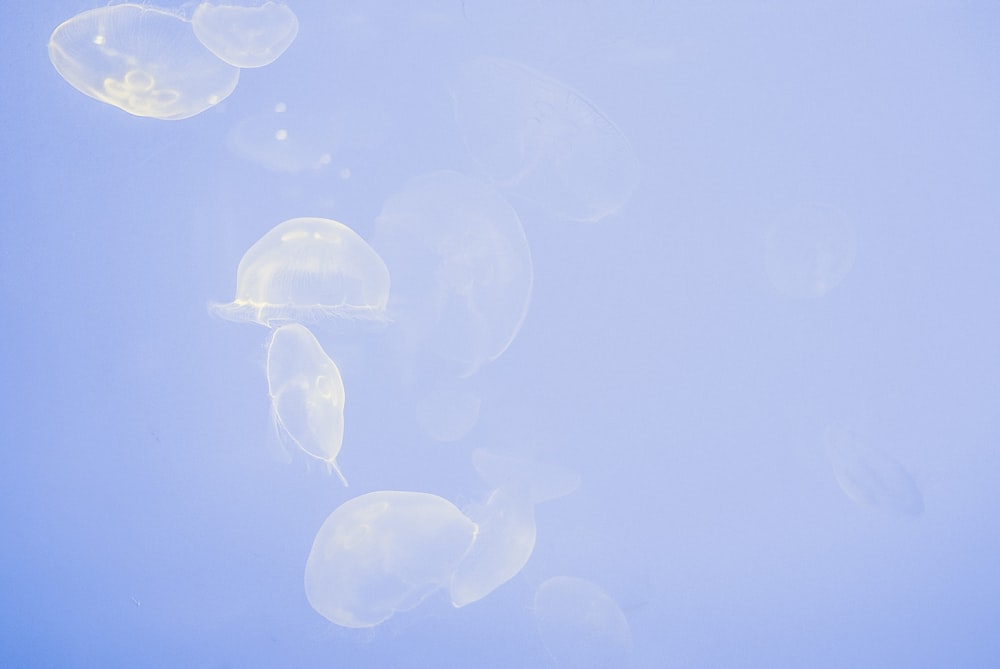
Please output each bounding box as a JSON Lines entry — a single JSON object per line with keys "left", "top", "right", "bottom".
{"left": 211, "top": 217, "right": 391, "bottom": 327}
{"left": 764, "top": 203, "right": 857, "bottom": 298}
{"left": 48, "top": 4, "right": 239, "bottom": 120}
{"left": 451, "top": 57, "right": 640, "bottom": 222}
{"left": 192, "top": 1, "right": 299, "bottom": 69}
{"left": 304, "top": 491, "right": 478, "bottom": 628}
{"left": 227, "top": 103, "right": 340, "bottom": 173}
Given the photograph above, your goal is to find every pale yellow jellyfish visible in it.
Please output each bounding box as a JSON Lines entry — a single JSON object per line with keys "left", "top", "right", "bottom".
{"left": 764, "top": 203, "right": 857, "bottom": 298}
{"left": 304, "top": 491, "right": 478, "bottom": 628}
{"left": 48, "top": 4, "right": 239, "bottom": 120}
{"left": 267, "top": 323, "right": 348, "bottom": 484}
{"left": 211, "top": 217, "right": 391, "bottom": 327}
{"left": 192, "top": 1, "right": 299, "bottom": 69}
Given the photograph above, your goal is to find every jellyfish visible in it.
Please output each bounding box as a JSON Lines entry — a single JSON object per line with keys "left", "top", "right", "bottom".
{"left": 449, "top": 450, "right": 580, "bottom": 608}
{"left": 825, "top": 423, "right": 924, "bottom": 517}
{"left": 48, "top": 4, "right": 240, "bottom": 120}
{"left": 227, "top": 103, "right": 341, "bottom": 173}
{"left": 534, "top": 576, "right": 634, "bottom": 669}
{"left": 304, "top": 491, "right": 478, "bottom": 629}
{"left": 211, "top": 217, "right": 391, "bottom": 327}
{"left": 266, "top": 323, "right": 348, "bottom": 484}
{"left": 451, "top": 57, "right": 640, "bottom": 222}
{"left": 764, "top": 203, "right": 857, "bottom": 298}
{"left": 192, "top": 1, "right": 299, "bottom": 69}
{"left": 372, "top": 171, "right": 533, "bottom": 375}
{"left": 414, "top": 386, "right": 482, "bottom": 443}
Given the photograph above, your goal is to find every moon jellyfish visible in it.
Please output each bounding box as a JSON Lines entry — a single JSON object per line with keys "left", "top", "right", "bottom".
{"left": 267, "top": 323, "right": 348, "bottom": 484}
{"left": 451, "top": 57, "right": 640, "bottom": 222}
{"left": 192, "top": 1, "right": 299, "bottom": 68}
{"left": 372, "top": 171, "right": 533, "bottom": 375}
{"left": 825, "top": 423, "right": 924, "bottom": 517}
{"left": 534, "top": 576, "right": 634, "bottom": 669}
{"left": 227, "top": 103, "right": 340, "bottom": 173}
{"left": 211, "top": 217, "right": 391, "bottom": 327}
{"left": 449, "top": 451, "right": 580, "bottom": 608}
{"left": 304, "top": 491, "right": 478, "bottom": 628}
{"left": 48, "top": 4, "right": 239, "bottom": 120}
{"left": 764, "top": 203, "right": 857, "bottom": 298}
{"left": 414, "top": 386, "right": 482, "bottom": 443}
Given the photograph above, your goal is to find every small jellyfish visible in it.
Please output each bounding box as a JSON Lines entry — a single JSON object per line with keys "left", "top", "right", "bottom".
{"left": 267, "top": 323, "right": 348, "bottom": 484}
{"left": 304, "top": 491, "right": 478, "bottom": 629}
{"left": 192, "top": 1, "right": 299, "bottom": 69}
{"left": 48, "top": 4, "right": 240, "bottom": 120}
{"left": 414, "top": 386, "right": 482, "bottom": 443}
{"left": 372, "top": 171, "right": 533, "bottom": 375}
{"left": 534, "top": 576, "right": 634, "bottom": 669}
{"left": 764, "top": 203, "right": 857, "bottom": 298}
{"left": 211, "top": 217, "right": 391, "bottom": 327}
{"left": 227, "top": 103, "right": 340, "bottom": 173}
{"left": 825, "top": 423, "right": 924, "bottom": 517}
{"left": 451, "top": 57, "right": 640, "bottom": 222}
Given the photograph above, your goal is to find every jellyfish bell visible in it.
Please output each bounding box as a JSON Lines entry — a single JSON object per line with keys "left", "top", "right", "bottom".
{"left": 48, "top": 4, "right": 240, "bottom": 120}
{"left": 192, "top": 1, "right": 299, "bottom": 69}
{"left": 211, "top": 217, "right": 391, "bottom": 327}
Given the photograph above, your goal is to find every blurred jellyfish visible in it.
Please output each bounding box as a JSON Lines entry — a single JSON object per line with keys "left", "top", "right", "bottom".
{"left": 414, "top": 386, "right": 482, "bottom": 443}
{"left": 451, "top": 57, "right": 640, "bottom": 222}
{"left": 534, "top": 576, "right": 634, "bottom": 669}
{"left": 227, "top": 103, "right": 340, "bottom": 173}
{"left": 304, "top": 491, "right": 478, "bottom": 628}
{"left": 825, "top": 423, "right": 924, "bottom": 517}
{"left": 449, "top": 450, "right": 580, "bottom": 608}
{"left": 267, "top": 323, "right": 348, "bottom": 484}
{"left": 372, "top": 171, "right": 533, "bottom": 375}
{"left": 764, "top": 203, "right": 857, "bottom": 298}
{"left": 211, "top": 217, "right": 390, "bottom": 327}
{"left": 192, "top": 1, "right": 299, "bottom": 68}
{"left": 48, "top": 4, "right": 239, "bottom": 120}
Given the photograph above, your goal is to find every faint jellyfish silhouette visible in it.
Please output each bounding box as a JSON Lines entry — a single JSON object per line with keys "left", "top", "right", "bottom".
{"left": 304, "top": 491, "right": 478, "bottom": 628}
{"left": 227, "top": 103, "right": 340, "bottom": 173}
{"left": 825, "top": 423, "right": 924, "bottom": 517}
{"left": 48, "top": 4, "right": 239, "bottom": 120}
{"left": 267, "top": 323, "right": 348, "bottom": 484}
{"left": 372, "top": 170, "right": 533, "bottom": 375}
{"left": 534, "top": 576, "right": 634, "bottom": 669}
{"left": 414, "top": 386, "right": 482, "bottom": 443}
{"left": 449, "top": 450, "right": 580, "bottom": 607}
{"left": 764, "top": 203, "right": 857, "bottom": 298}
{"left": 451, "top": 57, "right": 640, "bottom": 222}
{"left": 192, "top": 1, "right": 299, "bottom": 68}
{"left": 211, "top": 217, "right": 391, "bottom": 327}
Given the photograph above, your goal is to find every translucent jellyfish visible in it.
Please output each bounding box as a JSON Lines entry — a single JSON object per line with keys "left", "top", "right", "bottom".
{"left": 48, "top": 4, "right": 240, "bottom": 120}
{"left": 825, "top": 423, "right": 924, "bottom": 517}
{"left": 449, "top": 450, "right": 580, "bottom": 608}
{"left": 534, "top": 576, "right": 634, "bottom": 669}
{"left": 372, "top": 171, "right": 533, "bottom": 375}
{"left": 227, "top": 103, "right": 340, "bottom": 173}
{"left": 192, "top": 1, "right": 299, "bottom": 68}
{"left": 764, "top": 203, "right": 857, "bottom": 298}
{"left": 267, "top": 323, "right": 348, "bottom": 484}
{"left": 304, "top": 491, "right": 478, "bottom": 629}
{"left": 451, "top": 57, "right": 640, "bottom": 222}
{"left": 211, "top": 217, "right": 391, "bottom": 327}
{"left": 414, "top": 386, "right": 482, "bottom": 443}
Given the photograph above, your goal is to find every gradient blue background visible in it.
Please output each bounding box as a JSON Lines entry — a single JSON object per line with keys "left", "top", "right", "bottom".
{"left": 2, "top": 1, "right": 999, "bottom": 667}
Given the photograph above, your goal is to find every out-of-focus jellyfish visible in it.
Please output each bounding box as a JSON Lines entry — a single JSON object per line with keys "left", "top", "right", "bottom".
{"left": 48, "top": 4, "right": 240, "bottom": 120}
{"left": 414, "top": 386, "right": 482, "bottom": 443}
{"left": 304, "top": 491, "right": 478, "bottom": 629}
{"left": 449, "top": 450, "right": 580, "bottom": 608}
{"left": 534, "top": 576, "right": 634, "bottom": 669}
{"left": 451, "top": 57, "right": 640, "bottom": 222}
{"left": 211, "top": 217, "right": 391, "bottom": 327}
{"left": 764, "top": 203, "right": 857, "bottom": 298}
{"left": 372, "top": 171, "right": 533, "bottom": 375}
{"left": 227, "top": 103, "right": 340, "bottom": 173}
{"left": 825, "top": 423, "right": 924, "bottom": 517}
{"left": 267, "top": 323, "right": 348, "bottom": 484}
{"left": 192, "top": 1, "right": 299, "bottom": 68}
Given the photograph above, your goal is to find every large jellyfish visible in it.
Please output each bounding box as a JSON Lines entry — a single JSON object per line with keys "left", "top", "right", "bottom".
{"left": 451, "top": 57, "right": 640, "bottom": 222}
{"left": 825, "top": 423, "right": 924, "bottom": 517}
{"left": 267, "top": 323, "right": 348, "bottom": 484}
{"left": 372, "top": 171, "right": 533, "bottom": 375}
{"left": 304, "top": 491, "right": 478, "bottom": 629}
{"left": 764, "top": 203, "right": 857, "bottom": 298}
{"left": 48, "top": 4, "right": 240, "bottom": 120}
{"left": 534, "top": 576, "right": 634, "bottom": 669}
{"left": 211, "top": 217, "right": 391, "bottom": 327}
{"left": 192, "top": 1, "right": 299, "bottom": 69}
